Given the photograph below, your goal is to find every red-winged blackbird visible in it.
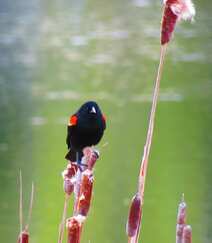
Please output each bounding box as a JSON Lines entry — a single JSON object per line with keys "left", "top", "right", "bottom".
{"left": 65, "top": 101, "right": 106, "bottom": 164}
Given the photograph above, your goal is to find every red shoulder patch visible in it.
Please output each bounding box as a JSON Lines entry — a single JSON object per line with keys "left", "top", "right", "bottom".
{"left": 69, "top": 115, "right": 78, "bottom": 126}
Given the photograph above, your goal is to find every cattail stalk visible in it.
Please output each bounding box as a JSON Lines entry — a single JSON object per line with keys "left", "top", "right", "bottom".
{"left": 19, "top": 170, "right": 23, "bottom": 234}
{"left": 25, "top": 183, "right": 34, "bottom": 231}
{"left": 127, "top": 1, "right": 195, "bottom": 242}
{"left": 138, "top": 43, "right": 167, "bottom": 197}
{"left": 58, "top": 194, "right": 70, "bottom": 243}
{"left": 127, "top": 41, "right": 167, "bottom": 243}
{"left": 17, "top": 173, "right": 34, "bottom": 243}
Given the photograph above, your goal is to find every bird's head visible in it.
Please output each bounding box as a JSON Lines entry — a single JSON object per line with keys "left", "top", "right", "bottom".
{"left": 70, "top": 101, "right": 106, "bottom": 130}
{"left": 84, "top": 101, "right": 99, "bottom": 116}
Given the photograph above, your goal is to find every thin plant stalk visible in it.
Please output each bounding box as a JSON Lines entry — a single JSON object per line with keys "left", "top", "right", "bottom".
{"left": 127, "top": 44, "right": 167, "bottom": 243}
{"left": 25, "top": 182, "right": 34, "bottom": 231}
{"left": 127, "top": 44, "right": 167, "bottom": 240}
{"left": 18, "top": 173, "right": 34, "bottom": 243}
{"left": 19, "top": 170, "right": 23, "bottom": 234}
{"left": 138, "top": 43, "right": 167, "bottom": 197}
{"left": 127, "top": 1, "right": 195, "bottom": 241}
{"left": 128, "top": 44, "right": 167, "bottom": 243}
{"left": 19, "top": 170, "right": 23, "bottom": 243}
{"left": 58, "top": 194, "right": 70, "bottom": 243}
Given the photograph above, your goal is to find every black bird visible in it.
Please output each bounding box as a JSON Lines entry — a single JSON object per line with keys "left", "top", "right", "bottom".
{"left": 65, "top": 101, "right": 106, "bottom": 164}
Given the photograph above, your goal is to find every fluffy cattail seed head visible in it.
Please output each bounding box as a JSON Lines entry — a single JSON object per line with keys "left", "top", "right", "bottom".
{"left": 161, "top": 0, "right": 195, "bottom": 44}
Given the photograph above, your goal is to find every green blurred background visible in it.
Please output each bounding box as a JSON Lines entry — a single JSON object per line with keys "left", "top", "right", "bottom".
{"left": 0, "top": 0, "right": 212, "bottom": 242}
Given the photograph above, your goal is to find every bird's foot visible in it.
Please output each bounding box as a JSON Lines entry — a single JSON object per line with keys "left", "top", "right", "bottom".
{"left": 77, "top": 162, "right": 88, "bottom": 172}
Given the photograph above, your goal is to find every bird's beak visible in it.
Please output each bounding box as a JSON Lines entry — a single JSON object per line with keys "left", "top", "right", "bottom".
{"left": 90, "top": 106, "right": 96, "bottom": 114}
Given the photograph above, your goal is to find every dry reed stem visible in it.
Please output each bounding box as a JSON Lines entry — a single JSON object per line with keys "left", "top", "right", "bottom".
{"left": 128, "top": 236, "right": 135, "bottom": 243}
{"left": 19, "top": 170, "right": 23, "bottom": 243}
{"left": 25, "top": 182, "right": 34, "bottom": 231}
{"left": 128, "top": 44, "right": 167, "bottom": 243}
{"left": 19, "top": 170, "right": 23, "bottom": 234}
{"left": 58, "top": 194, "right": 70, "bottom": 243}
{"left": 138, "top": 44, "right": 167, "bottom": 197}
{"left": 127, "top": 1, "right": 195, "bottom": 241}
{"left": 18, "top": 173, "right": 34, "bottom": 243}
{"left": 127, "top": 44, "right": 167, "bottom": 243}
{"left": 136, "top": 0, "right": 196, "bottom": 215}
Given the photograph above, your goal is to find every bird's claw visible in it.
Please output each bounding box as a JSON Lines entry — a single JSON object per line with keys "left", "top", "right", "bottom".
{"left": 77, "top": 162, "right": 88, "bottom": 172}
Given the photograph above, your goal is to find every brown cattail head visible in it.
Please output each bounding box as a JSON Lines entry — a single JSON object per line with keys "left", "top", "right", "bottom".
{"left": 18, "top": 231, "right": 29, "bottom": 243}
{"left": 82, "top": 147, "right": 93, "bottom": 158}
{"left": 83, "top": 147, "right": 99, "bottom": 170}
{"left": 176, "top": 223, "right": 185, "bottom": 242}
{"left": 182, "top": 225, "right": 192, "bottom": 243}
{"left": 64, "top": 178, "right": 75, "bottom": 195}
{"left": 66, "top": 216, "right": 85, "bottom": 243}
{"left": 62, "top": 163, "right": 78, "bottom": 195}
{"left": 161, "top": 0, "right": 195, "bottom": 45}
{"left": 76, "top": 169, "right": 94, "bottom": 216}
{"left": 87, "top": 150, "right": 99, "bottom": 170}
{"left": 62, "top": 163, "right": 78, "bottom": 179}
{"left": 161, "top": 3, "right": 178, "bottom": 45}
{"left": 126, "top": 193, "right": 142, "bottom": 237}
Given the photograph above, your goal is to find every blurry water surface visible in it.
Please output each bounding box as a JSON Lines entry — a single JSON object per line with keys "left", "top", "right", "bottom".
{"left": 0, "top": 0, "right": 212, "bottom": 242}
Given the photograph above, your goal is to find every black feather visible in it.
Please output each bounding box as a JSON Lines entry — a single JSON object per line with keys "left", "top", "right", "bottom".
{"left": 65, "top": 101, "right": 106, "bottom": 162}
